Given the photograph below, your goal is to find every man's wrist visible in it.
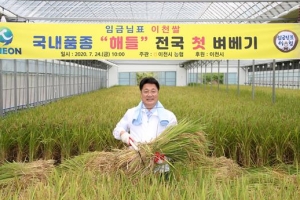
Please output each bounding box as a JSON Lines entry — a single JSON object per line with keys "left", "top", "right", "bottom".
{"left": 120, "top": 131, "right": 126, "bottom": 137}
{"left": 120, "top": 131, "right": 130, "bottom": 145}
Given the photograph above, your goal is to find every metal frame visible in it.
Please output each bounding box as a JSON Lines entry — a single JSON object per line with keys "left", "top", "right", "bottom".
{"left": 16, "top": 17, "right": 295, "bottom": 22}
{"left": 30, "top": 0, "right": 300, "bottom": 2}
{"left": 1, "top": 1, "right": 299, "bottom": 23}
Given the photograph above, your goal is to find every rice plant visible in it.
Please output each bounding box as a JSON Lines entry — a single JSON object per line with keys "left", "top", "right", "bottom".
{"left": 1, "top": 85, "right": 300, "bottom": 199}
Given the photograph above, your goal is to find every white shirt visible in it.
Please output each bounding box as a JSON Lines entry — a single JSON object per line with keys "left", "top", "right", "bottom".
{"left": 113, "top": 105, "right": 177, "bottom": 143}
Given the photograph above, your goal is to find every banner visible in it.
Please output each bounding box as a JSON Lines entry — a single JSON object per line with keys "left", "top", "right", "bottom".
{"left": 0, "top": 23, "right": 299, "bottom": 60}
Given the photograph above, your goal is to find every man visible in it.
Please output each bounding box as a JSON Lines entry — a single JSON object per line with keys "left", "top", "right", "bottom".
{"left": 113, "top": 77, "right": 177, "bottom": 173}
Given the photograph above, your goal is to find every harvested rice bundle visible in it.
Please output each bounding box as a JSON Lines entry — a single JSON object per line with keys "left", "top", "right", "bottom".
{"left": 59, "top": 149, "right": 148, "bottom": 175}
{"left": 0, "top": 159, "right": 55, "bottom": 188}
{"left": 76, "top": 119, "right": 210, "bottom": 176}
{"left": 204, "top": 156, "right": 243, "bottom": 180}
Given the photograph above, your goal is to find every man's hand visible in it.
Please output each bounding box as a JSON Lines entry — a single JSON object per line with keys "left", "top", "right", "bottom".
{"left": 120, "top": 132, "right": 134, "bottom": 145}
{"left": 154, "top": 152, "right": 166, "bottom": 164}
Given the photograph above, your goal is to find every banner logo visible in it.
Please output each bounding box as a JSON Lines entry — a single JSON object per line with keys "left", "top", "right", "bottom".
{"left": 0, "top": 27, "right": 13, "bottom": 46}
{"left": 0, "top": 27, "right": 22, "bottom": 55}
{"left": 274, "top": 30, "right": 298, "bottom": 53}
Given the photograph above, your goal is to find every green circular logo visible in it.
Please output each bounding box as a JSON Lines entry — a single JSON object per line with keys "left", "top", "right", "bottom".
{"left": 0, "top": 27, "right": 13, "bottom": 46}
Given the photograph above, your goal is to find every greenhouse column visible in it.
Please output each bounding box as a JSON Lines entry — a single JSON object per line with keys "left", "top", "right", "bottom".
{"left": 86, "top": 61, "right": 88, "bottom": 92}
{"left": 226, "top": 60, "right": 229, "bottom": 92}
{"left": 292, "top": 62, "right": 295, "bottom": 89}
{"left": 68, "top": 62, "right": 72, "bottom": 96}
{"left": 298, "top": 61, "right": 300, "bottom": 89}
{"left": 52, "top": 60, "right": 55, "bottom": 100}
{"left": 200, "top": 63, "right": 203, "bottom": 86}
{"left": 252, "top": 60, "right": 255, "bottom": 100}
{"left": 186, "top": 66, "right": 188, "bottom": 86}
{"left": 84, "top": 60, "right": 86, "bottom": 93}
{"left": 14, "top": 59, "right": 17, "bottom": 111}
{"left": 69, "top": 61, "right": 72, "bottom": 95}
{"left": 35, "top": 60, "right": 39, "bottom": 106}
{"left": 81, "top": 62, "right": 83, "bottom": 93}
{"left": 204, "top": 63, "right": 207, "bottom": 88}
{"left": 72, "top": 60, "right": 78, "bottom": 94}
{"left": 210, "top": 62, "right": 213, "bottom": 89}
{"left": 196, "top": 63, "right": 199, "bottom": 86}
{"left": 99, "top": 67, "right": 102, "bottom": 88}
{"left": 26, "top": 60, "right": 29, "bottom": 108}
{"left": 64, "top": 61, "right": 66, "bottom": 97}
{"left": 272, "top": 59, "right": 276, "bottom": 103}
{"left": 107, "top": 64, "right": 109, "bottom": 88}
{"left": 281, "top": 63, "right": 284, "bottom": 88}
{"left": 217, "top": 61, "right": 220, "bottom": 91}
{"left": 192, "top": 63, "right": 195, "bottom": 86}
{"left": 58, "top": 60, "right": 61, "bottom": 98}
{"left": 277, "top": 63, "right": 279, "bottom": 88}
{"left": 45, "top": 60, "right": 48, "bottom": 102}
{"left": 90, "top": 61, "right": 93, "bottom": 90}
{"left": 0, "top": 59, "right": 3, "bottom": 117}
{"left": 237, "top": 60, "right": 240, "bottom": 96}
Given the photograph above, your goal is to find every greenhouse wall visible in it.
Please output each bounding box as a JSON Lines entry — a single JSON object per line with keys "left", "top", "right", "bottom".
{"left": 115, "top": 64, "right": 186, "bottom": 86}
{"left": 0, "top": 59, "right": 107, "bottom": 116}
{"left": 187, "top": 66, "right": 246, "bottom": 85}
{"left": 119, "top": 71, "right": 177, "bottom": 86}
{"left": 245, "top": 60, "right": 300, "bottom": 89}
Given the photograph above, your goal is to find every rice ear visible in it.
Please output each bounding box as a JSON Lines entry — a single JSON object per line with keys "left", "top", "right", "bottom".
{"left": 149, "top": 120, "right": 209, "bottom": 164}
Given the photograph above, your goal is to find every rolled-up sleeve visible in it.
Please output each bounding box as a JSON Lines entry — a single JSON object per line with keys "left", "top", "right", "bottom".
{"left": 113, "top": 109, "right": 130, "bottom": 140}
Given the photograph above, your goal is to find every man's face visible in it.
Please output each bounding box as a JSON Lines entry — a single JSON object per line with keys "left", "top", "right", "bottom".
{"left": 141, "top": 83, "right": 159, "bottom": 109}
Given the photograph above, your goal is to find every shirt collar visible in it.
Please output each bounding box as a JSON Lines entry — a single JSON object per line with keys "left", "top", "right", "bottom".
{"left": 141, "top": 104, "right": 157, "bottom": 114}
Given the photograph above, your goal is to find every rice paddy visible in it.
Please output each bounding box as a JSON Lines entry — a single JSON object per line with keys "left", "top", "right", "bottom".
{"left": 1, "top": 85, "right": 300, "bottom": 199}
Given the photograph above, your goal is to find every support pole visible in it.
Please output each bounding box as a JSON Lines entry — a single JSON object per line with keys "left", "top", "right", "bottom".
{"left": 68, "top": 62, "right": 74, "bottom": 96}
{"left": 26, "top": 59, "right": 29, "bottom": 108}
{"left": 226, "top": 60, "right": 229, "bottom": 92}
{"left": 52, "top": 60, "right": 55, "bottom": 100}
{"left": 252, "top": 60, "right": 255, "bottom": 100}
{"left": 196, "top": 62, "right": 199, "bottom": 86}
{"left": 14, "top": 59, "right": 17, "bottom": 111}
{"left": 35, "top": 60, "right": 39, "bottom": 106}
{"left": 272, "top": 59, "right": 276, "bottom": 103}
{"left": 210, "top": 61, "right": 213, "bottom": 89}
{"left": 237, "top": 60, "right": 240, "bottom": 96}
{"left": 45, "top": 60, "right": 48, "bottom": 102}
{"left": 0, "top": 60, "right": 3, "bottom": 117}
{"left": 58, "top": 60, "right": 61, "bottom": 98}
{"left": 205, "top": 63, "right": 207, "bottom": 88}
{"left": 217, "top": 61, "right": 220, "bottom": 90}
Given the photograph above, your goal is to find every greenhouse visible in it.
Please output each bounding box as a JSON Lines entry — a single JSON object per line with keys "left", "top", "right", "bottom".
{"left": 0, "top": 0, "right": 300, "bottom": 199}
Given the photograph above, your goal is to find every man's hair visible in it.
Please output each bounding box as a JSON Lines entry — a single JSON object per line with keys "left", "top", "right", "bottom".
{"left": 139, "top": 77, "right": 160, "bottom": 91}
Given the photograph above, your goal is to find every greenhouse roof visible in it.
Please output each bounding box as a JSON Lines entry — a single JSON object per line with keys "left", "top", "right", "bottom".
{"left": 0, "top": 0, "right": 298, "bottom": 24}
